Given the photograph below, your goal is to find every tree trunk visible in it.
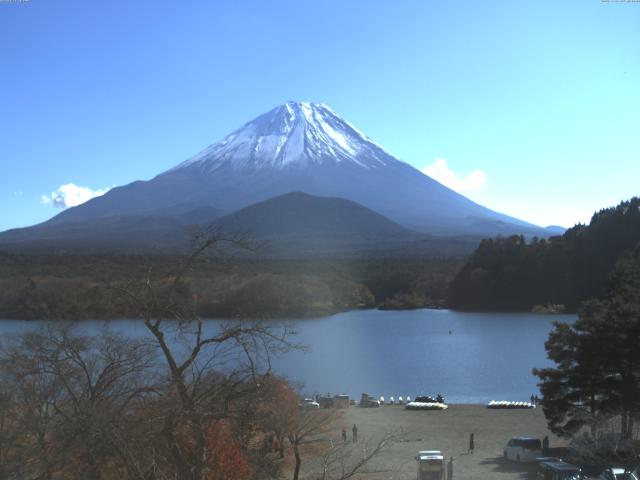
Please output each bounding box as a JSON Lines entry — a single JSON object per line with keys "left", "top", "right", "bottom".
{"left": 192, "top": 416, "right": 206, "bottom": 480}
{"left": 37, "top": 432, "right": 53, "bottom": 480}
{"left": 86, "top": 451, "right": 101, "bottom": 480}
{"left": 276, "top": 432, "right": 285, "bottom": 459}
{"left": 162, "top": 414, "right": 192, "bottom": 480}
{"left": 590, "top": 391, "right": 598, "bottom": 438}
{"left": 292, "top": 441, "right": 301, "bottom": 480}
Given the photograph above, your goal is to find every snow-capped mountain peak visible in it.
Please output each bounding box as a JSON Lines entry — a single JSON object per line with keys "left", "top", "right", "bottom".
{"left": 13, "top": 101, "right": 550, "bottom": 243}
{"left": 171, "top": 101, "right": 404, "bottom": 172}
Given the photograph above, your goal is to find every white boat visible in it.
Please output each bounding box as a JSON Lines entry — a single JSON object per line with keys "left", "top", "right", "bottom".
{"left": 405, "top": 401, "right": 448, "bottom": 411}
{"left": 486, "top": 400, "right": 534, "bottom": 409}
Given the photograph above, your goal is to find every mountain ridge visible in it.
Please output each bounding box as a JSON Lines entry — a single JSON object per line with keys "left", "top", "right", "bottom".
{"left": 1, "top": 101, "right": 553, "bottom": 253}
{"left": 215, "top": 191, "right": 416, "bottom": 238}
{"left": 0, "top": 192, "right": 481, "bottom": 257}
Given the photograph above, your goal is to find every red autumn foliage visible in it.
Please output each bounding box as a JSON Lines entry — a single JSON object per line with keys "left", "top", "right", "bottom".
{"left": 176, "top": 419, "right": 253, "bottom": 480}
{"left": 204, "top": 420, "right": 253, "bottom": 480}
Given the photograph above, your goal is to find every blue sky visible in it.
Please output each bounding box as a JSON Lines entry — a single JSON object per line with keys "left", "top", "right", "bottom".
{"left": 1, "top": 0, "right": 638, "bottom": 231}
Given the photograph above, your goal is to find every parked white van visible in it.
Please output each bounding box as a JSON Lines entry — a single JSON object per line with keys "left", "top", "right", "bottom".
{"left": 503, "top": 436, "right": 542, "bottom": 462}
{"left": 415, "top": 450, "right": 445, "bottom": 480}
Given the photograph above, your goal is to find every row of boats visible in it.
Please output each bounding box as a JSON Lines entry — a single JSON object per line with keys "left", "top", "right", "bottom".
{"left": 376, "top": 394, "right": 446, "bottom": 405}
{"left": 486, "top": 400, "right": 536, "bottom": 409}
{"left": 361, "top": 395, "right": 536, "bottom": 410}
{"left": 362, "top": 394, "right": 448, "bottom": 410}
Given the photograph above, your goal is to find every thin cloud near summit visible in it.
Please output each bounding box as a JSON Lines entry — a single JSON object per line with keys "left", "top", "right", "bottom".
{"left": 41, "top": 183, "right": 111, "bottom": 209}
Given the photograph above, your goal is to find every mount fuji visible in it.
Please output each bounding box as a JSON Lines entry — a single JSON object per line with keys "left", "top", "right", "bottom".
{"left": 1, "top": 101, "right": 550, "bottom": 253}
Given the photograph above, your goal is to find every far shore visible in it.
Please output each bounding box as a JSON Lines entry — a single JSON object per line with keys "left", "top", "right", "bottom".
{"left": 0, "top": 304, "right": 579, "bottom": 322}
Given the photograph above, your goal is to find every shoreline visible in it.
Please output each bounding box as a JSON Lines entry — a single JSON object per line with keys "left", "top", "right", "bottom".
{"left": 302, "top": 404, "right": 566, "bottom": 480}
{"left": 0, "top": 304, "right": 580, "bottom": 322}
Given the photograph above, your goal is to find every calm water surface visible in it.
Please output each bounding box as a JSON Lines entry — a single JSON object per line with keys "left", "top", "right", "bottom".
{"left": 0, "top": 309, "right": 575, "bottom": 404}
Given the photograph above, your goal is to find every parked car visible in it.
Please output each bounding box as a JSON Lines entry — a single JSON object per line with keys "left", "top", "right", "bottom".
{"left": 537, "top": 457, "right": 563, "bottom": 477}
{"left": 538, "top": 460, "right": 585, "bottom": 480}
{"left": 317, "top": 395, "right": 334, "bottom": 408}
{"left": 301, "top": 398, "right": 320, "bottom": 409}
{"left": 503, "top": 436, "right": 542, "bottom": 462}
{"left": 415, "top": 450, "right": 445, "bottom": 480}
{"left": 334, "top": 394, "right": 350, "bottom": 409}
{"left": 599, "top": 467, "right": 638, "bottom": 480}
{"left": 360, "top": 393, "right": 380, "bottom": 408}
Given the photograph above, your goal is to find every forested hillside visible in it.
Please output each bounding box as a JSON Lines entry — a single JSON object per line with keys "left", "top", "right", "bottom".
{"left": 448, "top": 197, "right": 640, "bottom": 311}
{"left": 0, "top": 253, "right": 461, "bottom": 319}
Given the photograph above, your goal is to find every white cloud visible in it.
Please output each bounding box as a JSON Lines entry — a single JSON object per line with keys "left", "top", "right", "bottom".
{"left": 41, "top": 183, "right": 111, "bottom": 209}
{"left": 422, "top": 158, "right": 487, "bottom": 194}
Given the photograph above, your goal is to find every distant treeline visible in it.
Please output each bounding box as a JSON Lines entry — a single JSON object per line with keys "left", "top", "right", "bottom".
{"left": 0, "top": 253, "right": 463, "bottom": 319}
{"left": 448, "top": 197, "right": 640, "bottom": 311}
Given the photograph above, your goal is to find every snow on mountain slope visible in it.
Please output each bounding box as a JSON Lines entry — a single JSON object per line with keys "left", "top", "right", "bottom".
{"left": 171, "top": 101, "right": 400, "bottom": 171}
{"left": 20, "top": 101, "right": 549, "bottom": 239}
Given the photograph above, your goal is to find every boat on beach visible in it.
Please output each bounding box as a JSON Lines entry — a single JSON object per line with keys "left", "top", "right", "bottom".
{"left": 405, "top": 402, "right": 448, "bottom": 411}
{"left": 487, "top": 400, "right": 535, "bottom": 409}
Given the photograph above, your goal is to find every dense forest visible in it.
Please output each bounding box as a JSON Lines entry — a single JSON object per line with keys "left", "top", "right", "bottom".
{"left": 0, "top": 252, "right": 462, "bottom": 320}
{"left": 448, "top": 197, "right": 640, "bottom": 311}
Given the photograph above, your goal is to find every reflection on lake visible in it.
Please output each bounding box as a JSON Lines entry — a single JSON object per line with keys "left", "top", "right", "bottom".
{"left": 0, "top": 308, "right": 575, "bottom": 404}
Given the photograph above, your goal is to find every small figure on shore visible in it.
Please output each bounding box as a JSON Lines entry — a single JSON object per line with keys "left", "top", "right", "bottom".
{"left": 468, "top": 433, "right": 475, "bottom": 453}
{"left": 542, "top": 435, "right": 549, "bottom": 455}
{"left": 530, "top": 394, "right": 535, "bottom": 405}
{"left": 341, "top": 427, "right": 347, "bottom": 443}
{"left": 447, "top": 456, "right": 454, "bottom": 480}
{"left": 352, "top": 424, "right": 358, "bottom": 443}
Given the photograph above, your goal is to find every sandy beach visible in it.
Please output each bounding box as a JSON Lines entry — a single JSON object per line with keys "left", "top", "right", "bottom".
{"left": 302, "top": 404, "right": 568, "bottom": 480}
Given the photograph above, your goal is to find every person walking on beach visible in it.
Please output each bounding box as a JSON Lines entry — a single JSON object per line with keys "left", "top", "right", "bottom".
{"left": 341, "top": 427, "right": 347, "bottom": 443}
{"left": 468, "top": 433, "right": 474, "bottom": 453}
{"left": 542, "top": 435, "right": 549, "bottom": 455}
{"left": 447, "top": 457, "right": 454, "bottom": 480}
{"left": 352, "top": 424, "right": 358, "bottom": 443}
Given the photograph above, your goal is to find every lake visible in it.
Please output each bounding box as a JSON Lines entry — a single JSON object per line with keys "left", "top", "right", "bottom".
{"left": 0, "top": 308, "right": 575, "bottom": 404}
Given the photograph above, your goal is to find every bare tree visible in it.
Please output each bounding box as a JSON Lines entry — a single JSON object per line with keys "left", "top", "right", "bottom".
{"left": 317, "top": 431, "right": 404, "bottom": 480}
{"left": 0, "top": 323, "right": 159, "bottom": 480}
{"left": 112, "top": 230, "right": 298, "bottom": 480}
{"left": 0, "top": 386, "right": 21, "bottom": 479}
{"left": 287, "top": 409, "right": 337, "bottom": 480}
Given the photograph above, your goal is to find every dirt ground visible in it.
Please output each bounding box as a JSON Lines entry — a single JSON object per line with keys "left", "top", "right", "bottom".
{"left": 301, "top": 404, "right": 569, "bottom": 480}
